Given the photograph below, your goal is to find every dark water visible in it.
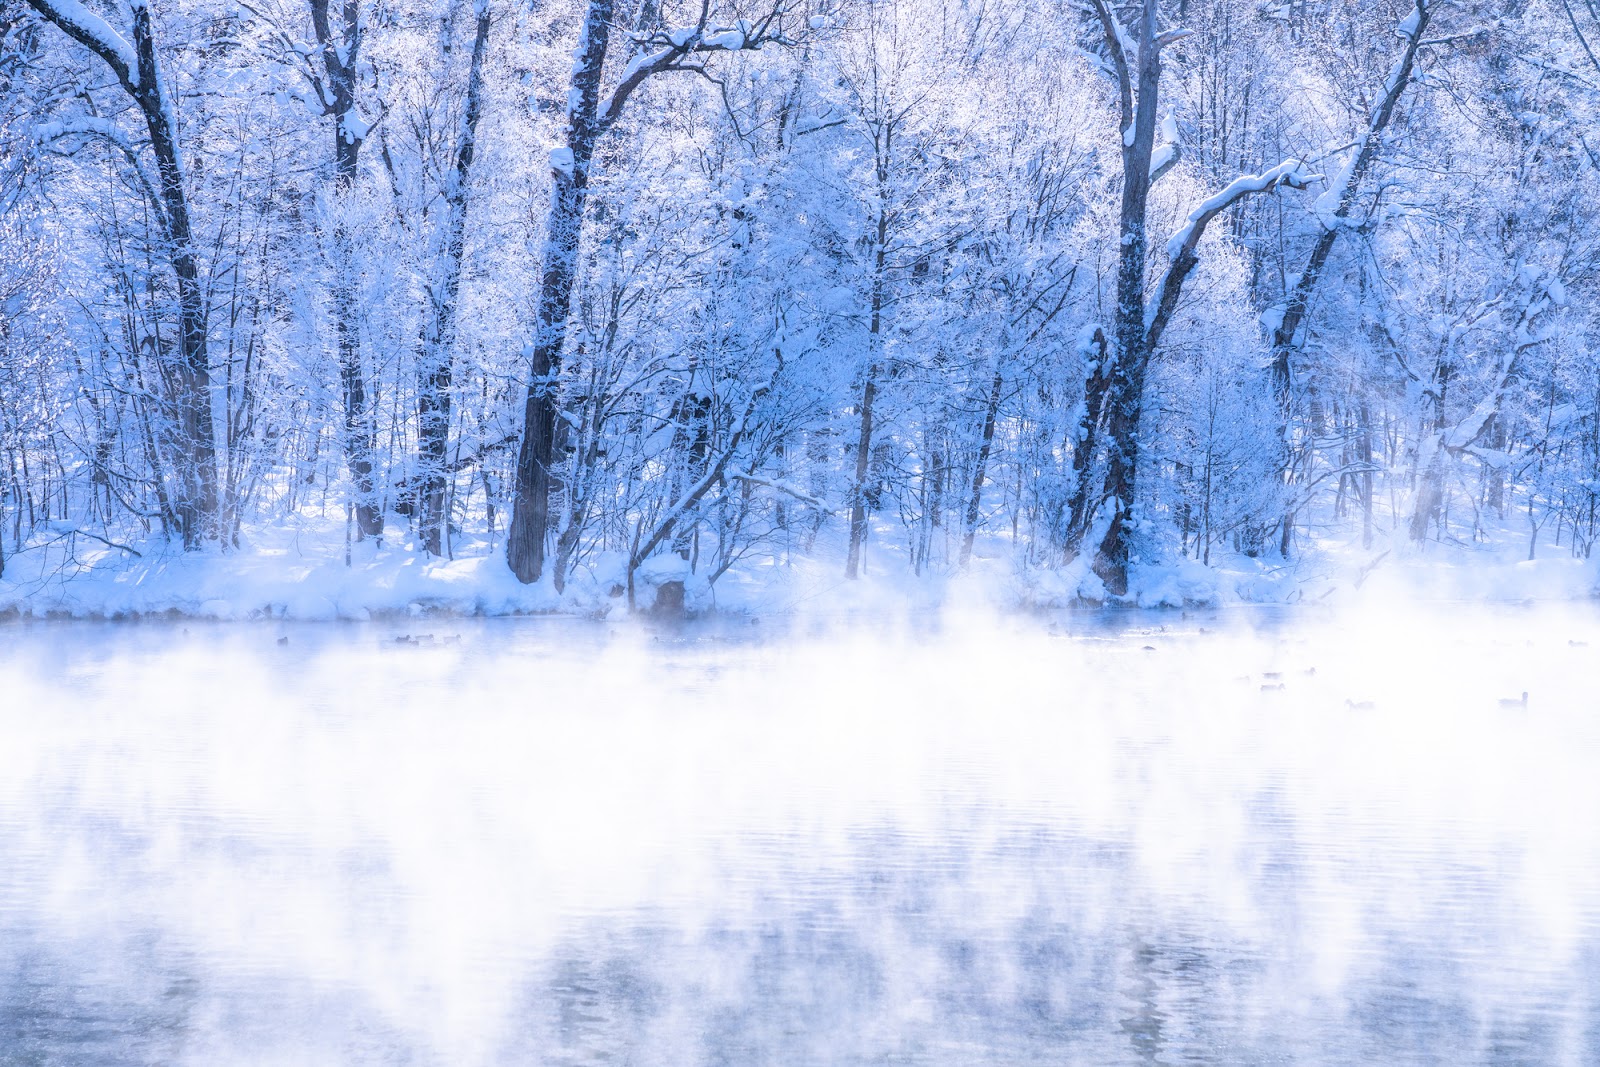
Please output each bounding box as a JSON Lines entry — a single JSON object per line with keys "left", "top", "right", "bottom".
{"left": 2, "top": 606, "right": 1597, "bottom": 1064}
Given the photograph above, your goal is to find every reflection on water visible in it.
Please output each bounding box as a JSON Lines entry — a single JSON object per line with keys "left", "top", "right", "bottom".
{"left": 1, "top": 605, "right": 1598, "bottom": 1064}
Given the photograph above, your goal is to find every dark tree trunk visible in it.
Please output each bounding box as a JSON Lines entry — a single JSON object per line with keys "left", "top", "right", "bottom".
{"left": 506, "top": 0, "right": 614, "bottom": 583}
{"left": 1074, "top": 0, "right": 1323, "bottom": 592}
{"left": 137, "top": 15, "right": 219, "bottom": 548}
{"left": 959, "top": 363, "right": 1005, "bottom": 567}
{"left": 846, "top": 126, "right": 892, "bottom": 580}
{"left": 417, "top": 2, "right": 491, "bottom": 556}
{"left": 26, "top": 0, "right": 221, "bottom": 547}
{"left": 501, "top": 0, "right": 794, "bottom": 583}
{"left": 310, "top": 0, "right": 383, "bottom": 538}
{"left": 1088, "top": 0, "right": 1161, "bottom": 596}
{"left": 1063, "top": 327, "right": 1112, "bottom": 554}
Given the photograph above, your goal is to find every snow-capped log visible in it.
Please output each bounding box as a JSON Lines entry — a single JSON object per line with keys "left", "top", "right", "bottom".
{"left": 1147, "top": 113, "right": 1180, "bottom": 184}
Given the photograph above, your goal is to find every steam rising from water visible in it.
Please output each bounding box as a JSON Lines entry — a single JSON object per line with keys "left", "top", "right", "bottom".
{"left": 2, "top": 604, "right": 1598, "bottom": 1063}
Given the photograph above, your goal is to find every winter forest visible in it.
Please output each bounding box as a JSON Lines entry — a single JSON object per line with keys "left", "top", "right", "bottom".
{"left": 10, "top": 1, "right": 1600, "bottom": 1058}
{"left": 4, "top": 0, "right": 1600, "bottom": 610}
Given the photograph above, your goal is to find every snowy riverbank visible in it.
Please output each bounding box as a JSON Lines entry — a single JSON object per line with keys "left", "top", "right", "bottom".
{"left": 3, "top": 515, "right": 1597, "bottom": 622}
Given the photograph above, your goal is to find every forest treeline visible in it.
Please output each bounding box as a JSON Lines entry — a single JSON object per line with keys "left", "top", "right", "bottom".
{"left": 2, "top": 0, "right": 1598, "bottom": 596}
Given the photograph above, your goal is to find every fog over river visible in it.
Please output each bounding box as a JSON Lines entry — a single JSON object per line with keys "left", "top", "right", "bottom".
{"left": 2, "top": 605, "right": 1597, "bottom": 1064}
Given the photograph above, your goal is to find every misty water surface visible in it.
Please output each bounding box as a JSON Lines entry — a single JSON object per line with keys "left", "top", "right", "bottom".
{"left": 2, "top": 604, "right": 1598, "bottom": 1065}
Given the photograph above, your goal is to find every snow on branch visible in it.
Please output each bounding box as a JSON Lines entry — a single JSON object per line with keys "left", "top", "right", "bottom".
{"left": 597, "top": 4, "right": 803, "bottom": 129}
{"left": 41, "top": 522, "right": 144, "bottom": 558}
{"left": 35, "top": 115, "right": 129, "bottom": 147}
{"left": 33, "top": 117, "right": 167, "bottom": 230}
{"left": 1083, "top": 0, "right": 1133, "bottom": 142}
{"left": 730, "top": 473, "right": 828, "bottom": 510}
{"left": 1145, "top": 158, "right": 1320, "bottom": 354}
{"left": 23, "top": 0, "right": 141, "bottom": 90}
{"left": 1395, "top": 1, "right": 1426, "bottom": 42}
{"left": 1438, "top": 273, "right": 1563, "bottom": 455}
{"left": 1165, "top": 158, "right": 1319, "bottom": 262}
{"left": 1148, "top": 114, "right": 1180, "bottom": 184}
{"left": 1152, "top": 27, "right": 1192, "bottom": 50}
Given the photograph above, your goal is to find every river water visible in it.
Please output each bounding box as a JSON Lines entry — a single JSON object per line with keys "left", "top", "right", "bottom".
{"left": 1, "top": 604, "right": 1597, "bottom": 1064}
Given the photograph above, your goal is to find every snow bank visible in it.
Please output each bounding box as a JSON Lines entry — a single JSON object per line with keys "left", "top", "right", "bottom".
{"left": 0, "top": 520, "right": 559, "bottom": 621}
{"left": 3, "top": 514, "right": 1596, "bottom": 622}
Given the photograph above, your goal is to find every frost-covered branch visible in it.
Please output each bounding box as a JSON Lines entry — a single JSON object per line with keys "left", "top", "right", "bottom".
{"left": 33, "top": 117, "right": 167, "bottom": 231}
{"left": 1084, "top": 0, "right": 1133, "bottom": 143}
{"left": 597, "top": 6, "right": 803, "bottom": 130}
{"left": 21, "top": 0, "right": 139, "bottom": 91}
{"left": 1438, "top": 275, "right": 1562, "bottom": 454}
{"left": 729, "top": 472, "right": 827, "bottom": 510}
{"left": 1309, "top": 0, "right": 1431, "bottom": 234}
{"left": 628, "top": 374, "right": 777, "bottom": 573}
{"left": 24, "top": 0, "right": 223, "bottom": 547}
{"left": 1145, "top": 158, "right": 1320, "bottom": 355}
{"left": 1165, "top": 158, "right": 1320, "bottom": 261}
{"left": 1268, "top": 0, "right": 1432, "bottom": 392}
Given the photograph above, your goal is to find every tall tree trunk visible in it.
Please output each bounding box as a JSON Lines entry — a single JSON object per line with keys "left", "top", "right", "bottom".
{"left": 311, "top": 0, "right": 383, "bottom": 538}
{"left": 1359, "top": 398, "right": 1375, "bottom": 547}
{"left": 959, "top": 362, "right": 1005, "bottom": 567}
{"left": 133, "top": 4, "right": 219, "bottom": 548}
{"left": 846, "top": 127, "right": 891, "bottom": 580}
{"left": 1409, "top": 451, "right": 1445, "bottom": 542}
{"left": 417, "top": 0, "right": 491, "bottom": 556}
{"left": 25, "top": 0, "right": 220, "bottom": 547}
{"left": 1088, "top": 0, "right": 1161, "bottom": 595}
{"left": 1063, "top": 327, "right": 1111, "bottom": 555}
{"left": 845, "top": 370, "right": 878, "bottom": 579}
{"left": 506, "top": 0, "right": 613, "bottom": 583}
{"left": 1076, "top": 0, "right": 1318, "bottom": 592}
{"left": 501, "top": 0, "right": 792, "bottom": 583}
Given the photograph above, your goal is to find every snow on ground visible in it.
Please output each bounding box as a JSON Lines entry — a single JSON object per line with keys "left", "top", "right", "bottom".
{"left": 1, "top": 511, "right": 1596, "bottom": 620}
{"left": 0, "top": 518, "right": 557, "bottom": 621}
